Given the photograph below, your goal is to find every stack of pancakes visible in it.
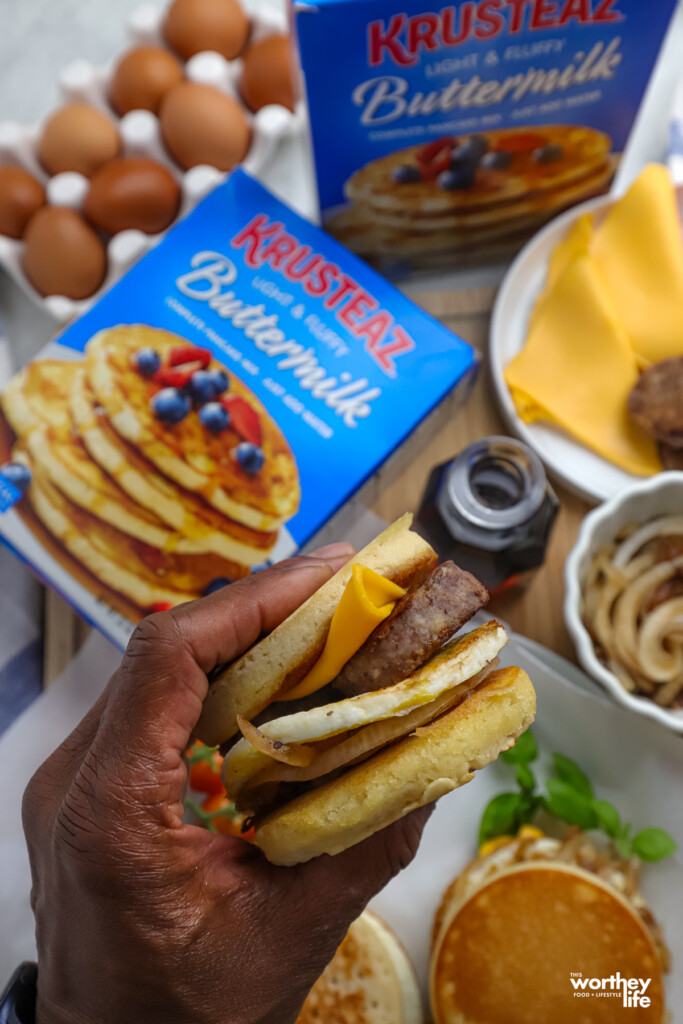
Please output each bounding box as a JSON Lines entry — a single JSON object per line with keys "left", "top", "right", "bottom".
{"left": 0, "top": 324, "right": 300, "bottom": 623}
{"left": 327, "top": 124, "right": 616, "bottom": 273}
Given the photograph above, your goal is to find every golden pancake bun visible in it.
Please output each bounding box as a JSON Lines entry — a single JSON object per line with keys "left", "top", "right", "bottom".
{"left": 431, "top": 855, "right": 666, "bottom": 1024}
{"left": 255, "top": 665, "right": 536, "bottom": 865}
{"left": 195, "top": 513, "right": 437, "bottom": 745}
{"left": 297, "top": 911, "right": 422, "bottom": 1024}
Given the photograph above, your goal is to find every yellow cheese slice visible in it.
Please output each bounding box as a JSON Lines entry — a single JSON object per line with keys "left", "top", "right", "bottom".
{"left": 529, "top": 213, "right": 594, "bottom": 331}
{"left": 548, "top": 213, "right": 593, "bottom": 288}
{"left": 276, "top": 565, "right": 406, "bottom": 701}
{"left": 505, "top": 256, "right": 660, "bottom": 476}
{"left": 591, "top": 163, "right": 683, "bottom": 366}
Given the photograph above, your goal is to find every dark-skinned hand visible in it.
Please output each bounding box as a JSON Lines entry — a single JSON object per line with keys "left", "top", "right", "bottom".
{"left": 23, "top": 545, "right": 432, "bottom": 1024}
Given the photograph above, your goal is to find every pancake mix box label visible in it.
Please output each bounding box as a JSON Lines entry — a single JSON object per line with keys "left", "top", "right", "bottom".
{"left": 294, "top": 0, "right": 677, "bottom": 275}
{"left": 0, "top": 170, "right": 475, "bottom": 649}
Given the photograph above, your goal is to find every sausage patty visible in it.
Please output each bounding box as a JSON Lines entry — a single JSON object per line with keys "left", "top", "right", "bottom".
{"left": 629, "top": 357, "right": 683, "bottom": 448}
{"left": 335, "top": 561, "right": 488, "bottom": 697}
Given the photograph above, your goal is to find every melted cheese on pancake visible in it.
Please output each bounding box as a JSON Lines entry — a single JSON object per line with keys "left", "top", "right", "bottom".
{"left": 505, "top": 256, "right": 660, "bottom": 476}
{"left": 592, "top": 163, "right": 683, "bottom": 366}
{"left": 278, "top": 565, "right": 406, "bottom": 701}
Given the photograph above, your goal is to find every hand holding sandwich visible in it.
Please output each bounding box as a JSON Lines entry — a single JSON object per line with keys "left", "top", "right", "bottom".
{"left": 22, "top": 546, "right": 433, "bottom": 1024}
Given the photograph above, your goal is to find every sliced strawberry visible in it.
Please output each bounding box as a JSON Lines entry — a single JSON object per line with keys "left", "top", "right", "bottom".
{"left": 417, "top": 136, "right": 455, "bottom": 167}
{"left": 421, "top": 152, "right": 452, "bottom": 179}
{"left": 221, "top": 395, "right": 262, "bottom": 446}
{"left": 153, "top": 361, "right": 204, "bottom": 388}
{"left": 169, "top": 345, "right": 212, "bottom": 368}
{"left": 135, "top": 542, "right": 168, "bottom": 573}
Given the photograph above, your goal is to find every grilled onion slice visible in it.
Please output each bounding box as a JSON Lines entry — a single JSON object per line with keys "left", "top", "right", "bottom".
{"left": 236, "top": 715, "right": 313, "bottom": 767}
{"left": 232, "top": 662, "right": 497, "bottom": 811}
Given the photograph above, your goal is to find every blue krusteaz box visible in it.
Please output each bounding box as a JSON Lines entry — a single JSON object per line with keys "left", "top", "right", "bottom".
{"left": 294, "top": 0, "right": 677, "bottom": 276}
{"left": 0, "top": 170, "right": 476, "bottom": 649}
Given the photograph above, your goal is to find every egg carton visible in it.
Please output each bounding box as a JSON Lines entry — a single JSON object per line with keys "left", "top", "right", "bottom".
{"left": 0, "top": 2, "right": 305, "bottom": 325}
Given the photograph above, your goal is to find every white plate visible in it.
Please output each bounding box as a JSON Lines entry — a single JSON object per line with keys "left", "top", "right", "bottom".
{"left": 490, "top": 191, "right": 645, "bottom": 506}
{"left": 370, "top": 624, "right": 683, "bottom": 1018}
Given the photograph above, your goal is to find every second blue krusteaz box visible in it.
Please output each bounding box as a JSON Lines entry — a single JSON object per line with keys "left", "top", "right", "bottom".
{"left": 294, "top": 0, "right": 677, "bottom": 276}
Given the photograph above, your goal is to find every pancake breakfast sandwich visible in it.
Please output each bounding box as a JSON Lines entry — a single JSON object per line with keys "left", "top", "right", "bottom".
{"left": 194, "top": 515, "right": 537, "bottom": 866}
{"left": 0, "top": 324, "right": 300, "bottom": 621}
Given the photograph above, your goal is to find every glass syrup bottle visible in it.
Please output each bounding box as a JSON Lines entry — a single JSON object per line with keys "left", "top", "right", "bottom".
{"left": 414, "top": 436, "right": 558, "bottom": 600}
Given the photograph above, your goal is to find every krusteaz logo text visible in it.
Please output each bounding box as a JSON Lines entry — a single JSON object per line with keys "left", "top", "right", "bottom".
{"left": 570, "top": 973, "right": 652, "bottom": 1007}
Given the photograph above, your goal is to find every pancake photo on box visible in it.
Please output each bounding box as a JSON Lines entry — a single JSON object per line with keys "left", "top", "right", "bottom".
{"left": 296, "top": 910, "right": 422, "bottom": 1024}
{"left": 0, "top": 325, "right": 300, "bottom": 622}
{"left": 194, "top": 514, "right": 537, "bottom": 866}
{"left": 328, "top": 125, "right": 616, "bottom": 271}
{"left": 86, "top": 325, "right": 299, "bottom": 531}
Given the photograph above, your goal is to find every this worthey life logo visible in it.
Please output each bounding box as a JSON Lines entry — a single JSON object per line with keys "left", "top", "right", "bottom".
{"left": 569, "top": 972, "right": 652, "bottom": 1007}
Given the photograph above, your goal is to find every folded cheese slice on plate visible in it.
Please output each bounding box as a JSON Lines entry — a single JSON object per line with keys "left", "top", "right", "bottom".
{"left": 529, "top": 213, "right": 594, "bottom": 331}
{"left": 591, "top": 163, "right": 683, "bottom": 366}
{"left": 505, "top": 255, "right": 660, "bottom": 476}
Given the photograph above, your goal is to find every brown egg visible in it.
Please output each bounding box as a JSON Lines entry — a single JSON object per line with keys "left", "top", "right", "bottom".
{"left": 109, "top": 46, "right": 184, "bottom": 116}
{"left": 0, "top": 166, "right": 46, "bottom": 239}
{"left": 160, "top": 82, "right": 250, "bottom": 171}
{"left": 23, "top": 207, "right": 107, "bottom": 299}
{"left": 38, "top": 104, "right": 120, "bottom": 178}
{"left": 164, "top": 0, "right": 250, "bottom": 61}
{"left": 84, "top": 158, "right": 181, "bottom": 235}
{"left": 240, "top": 35, "right": 298, "bottom": 113}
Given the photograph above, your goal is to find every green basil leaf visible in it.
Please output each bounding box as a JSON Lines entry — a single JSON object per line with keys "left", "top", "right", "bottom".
{"left": 551, "top": 753, "right": 593, "bottom": 798}
{"left": 592, "top": 799, "right": 621, "bottom": 838}
{"left": 518, "top": 792, "right": 542, "bottom": 825}
{"left": 500, "top": 729, "right": 538, "bottom": 765}
{"left": 515, "top": 763, "right": 536, "bottom": 792}
{"left": 631, "top": 828, "right": 678, "bottom": 863}
{"left": 545, "top": 778, "right": 598, "bottom": 830}
{"left": 478, "top": 793, "right": 523, "bottom": 845}
{"left": 616, "top": 835, "right": 632, "bottom": 860}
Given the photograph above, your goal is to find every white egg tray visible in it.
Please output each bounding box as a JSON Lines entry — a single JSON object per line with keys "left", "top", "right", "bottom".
{"left": 0, "top": 2, "right": 304, "bottom": 325}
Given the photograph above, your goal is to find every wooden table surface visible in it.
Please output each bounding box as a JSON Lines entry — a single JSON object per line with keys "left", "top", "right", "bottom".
{"left": 371, "top": 285, "right": 591, "bottom": 663}
{"left": 44, "top": 284, "right": 591, "bottom": 683}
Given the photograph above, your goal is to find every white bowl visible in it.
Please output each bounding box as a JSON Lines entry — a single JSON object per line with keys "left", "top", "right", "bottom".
{"left": 564, "top": 472, "right": 683, "bottom": 733}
